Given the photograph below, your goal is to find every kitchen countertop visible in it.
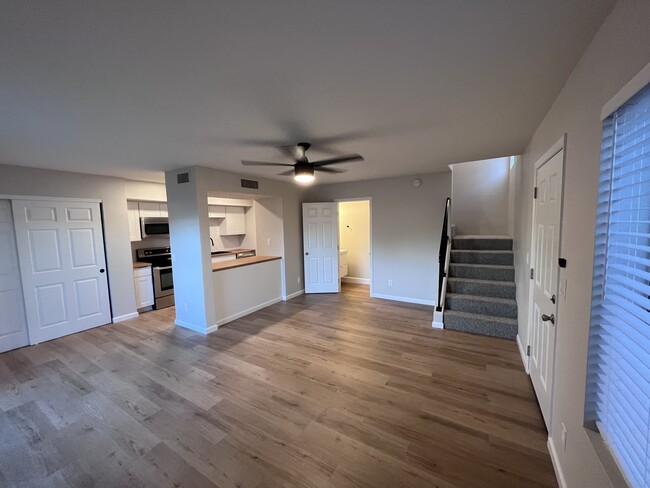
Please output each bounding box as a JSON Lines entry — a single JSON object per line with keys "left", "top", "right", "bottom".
{"left": 212, "top": 255, "right": 281, "bottom": 272}
{"left": 211, "top": 248, "right": 255, "bottom": 255}
{"left": 133, "top": 262, "right": 152, "bottom": 268}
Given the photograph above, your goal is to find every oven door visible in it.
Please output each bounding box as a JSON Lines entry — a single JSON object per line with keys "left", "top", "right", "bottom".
{"left": 152, "top": 266, "right": 174, "bottom": 298}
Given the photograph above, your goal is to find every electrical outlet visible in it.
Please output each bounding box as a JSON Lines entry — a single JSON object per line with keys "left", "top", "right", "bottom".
{"left": 183, "top": 302, "right": 189, "bottom": 312}
{"left": 297, "top": 276, "right": 301, "bottom": 284}
{"left": 267, "top": 238, "right": 271, "bottom": 246}
{"left": 561, "top": 422, "right": 567, "bottom": 451}
{"left": 388, "top": 280, "right": 393, "bottom": 287}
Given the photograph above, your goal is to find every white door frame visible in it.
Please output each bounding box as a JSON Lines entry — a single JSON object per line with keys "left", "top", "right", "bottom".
{"left": 335, "top": 197, "right": 373, "bottom": 296}
{"left": 524, "top": 134, "right": 566, "bottom": 429}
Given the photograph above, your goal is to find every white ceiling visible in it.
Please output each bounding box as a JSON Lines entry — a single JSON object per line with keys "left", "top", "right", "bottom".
{"left": 0, "top": 0, "right": 615, "bottom": 184}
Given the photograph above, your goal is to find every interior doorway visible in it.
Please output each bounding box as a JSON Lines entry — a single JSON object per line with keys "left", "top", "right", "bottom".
{"left": 337, "top": 198, "right": 372, "bottom": 295}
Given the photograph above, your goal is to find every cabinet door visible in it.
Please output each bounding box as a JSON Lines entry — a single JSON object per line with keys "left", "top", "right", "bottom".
{"left": 220, "top": 207, "right": 246, "bottom": 235}
{"left": 159, "top": 203, "right": 168, "bottom": 217}
{"left": 127, "top": 201, "right": 141, "bottom": 241}
{"left": 208, "top": 205, "right": 226, "bottom": 219}
{"left": 134, "top": 275, "right": 154, "bottom": 309}
{"left": 138, "top": 202, "right": 161, "bottom": 218}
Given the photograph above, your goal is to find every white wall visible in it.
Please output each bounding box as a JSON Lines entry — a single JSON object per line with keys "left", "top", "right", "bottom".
{"left": 308, "top": 172, "right": 451, "bottom": 305}
{"left": 165, "top": 166, "right": 306, "bottom": 332}
{"left": 0, "top": 164, "right": 137, "bottom": 320}
{"left": 124, "top": 179, "right": 167, "bottom": 202}
{"left": 338, "top": 200, "right": 371, "bottom": 281}
{"left": 513, "top": 1, "right": 650, "bottom": 486}
{"left": 450, "top": 157, "right": 510, "bottom": 236}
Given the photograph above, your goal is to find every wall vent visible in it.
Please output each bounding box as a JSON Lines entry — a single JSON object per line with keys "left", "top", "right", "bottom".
{"left": 241, "top": 178, "right": 259, "bottom": 189}
{"left": 177, "top": 172, "right": 190, "bottom": 184}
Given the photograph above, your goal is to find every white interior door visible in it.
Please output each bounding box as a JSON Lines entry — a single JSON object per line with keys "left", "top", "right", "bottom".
{"left": 529, "top": 149, "right": 564, "bottom": 428}
{"left": 303, "top": 202, "right": 340, "bottom": 293}
{"left": 0, "top": 200, "right": 29, "bottom": 353}
{"left": 12, "top": 200, "right": 111, "bottom": 344}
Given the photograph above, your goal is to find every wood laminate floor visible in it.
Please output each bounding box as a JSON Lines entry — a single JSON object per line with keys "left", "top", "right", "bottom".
{"left": 0, "top": 284, "right": 557, "bottom": 487}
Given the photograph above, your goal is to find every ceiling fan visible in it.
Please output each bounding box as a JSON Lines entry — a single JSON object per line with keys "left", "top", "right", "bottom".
{"left": 241, "top": 142, "right": 364, "bottom": 184}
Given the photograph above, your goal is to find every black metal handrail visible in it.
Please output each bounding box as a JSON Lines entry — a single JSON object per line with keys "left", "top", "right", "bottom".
{"left": 436, "top": 197, "right": 451, "bottom": 311}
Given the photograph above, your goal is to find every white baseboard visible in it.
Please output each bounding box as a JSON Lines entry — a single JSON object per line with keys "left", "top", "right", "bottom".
{"left": 215, "top": 296, "right": 283, "bottom": 327}
{"left": 548, "top": 437, "right": 567, "bottom": 488}
{"left": 175, "top": 318, "right": 211, "bottom": 334}
{"left": 371, "top": 293, "right": 435, "bottom": 306}
{"left": 284, "top": 289, "right": 304, "bottom": 301}
{"left": 342, "top": 276, "right": 370, "bottom": 285}
{"left": 112, "top": 312, "right": 139, "bottom": 323}
{"left": 432, "top": 309, "right": 444, "bottom": 329}
{"left": 517, "top": 334, "right": 529, "bottom": 373}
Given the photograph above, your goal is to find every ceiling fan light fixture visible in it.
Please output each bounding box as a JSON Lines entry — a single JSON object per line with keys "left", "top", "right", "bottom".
{"left": 294, "top": 164, "right": 315, "bottom": 184}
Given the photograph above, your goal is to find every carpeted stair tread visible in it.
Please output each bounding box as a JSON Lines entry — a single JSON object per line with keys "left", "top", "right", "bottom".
{"left": 443, "top": 310, "right": 517, "bottom": 340}
{"left": 447, "top": 277, "right": 515, "bottom": 299}
{"left": 450, "top": 249, "right": 513, "bottom": 265}
{"left": 446, "top": 293, "right": 517, "bottom": 318}
{"left": 448, "top": 263, "right": 515, "bottom": 281}
{"left": 452, "top": 236, "right": 513, "bottom": 250}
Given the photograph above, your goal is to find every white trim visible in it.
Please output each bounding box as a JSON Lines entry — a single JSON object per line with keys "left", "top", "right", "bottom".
{"left": 215, "top": 297, "right": 282, "bottom": 327}
{"left": 547, "top": 437, "right": 567, "bottom": 488}
{"left": 601, "top": 61, "right": 650, "bottom": 120}
{"left": 517, "top": 334, "right": 529, "bottom": 373}
{"left": 371, "top": 292, "right": 435, "bottom": 306}
{"left": 284, "top": 289, "right": 304, "bottom": 301}
{"left": 0, "top": 194, "right": 102, "bottom": 203}
{"left": 342, "top": 276, "right": 370, "bottom": 285}
{"left": 432, "top": 309, "right": 444, "bottom": 329}
{"left": 112, "top": 312, "right": 139, "bottom": 323}
{"left": 175, "top": 318, "right": 215, "bottom": 334}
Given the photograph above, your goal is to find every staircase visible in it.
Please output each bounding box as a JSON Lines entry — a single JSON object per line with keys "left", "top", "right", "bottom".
{"left": 443, "top": 236, "right": 518, "bottom": 340}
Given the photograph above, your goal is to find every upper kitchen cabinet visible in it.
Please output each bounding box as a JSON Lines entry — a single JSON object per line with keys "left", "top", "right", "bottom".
{"left": 138, "top": 202, "right": 167, "bottom": 218}
{"left": 219, "top": 207, "right": 246, "bottom": 235}
{"left": 208, "top": 205, "right": 226, "bottom": 219}
{"left": 127, "top": 201, "right": 141, "bottom": 241}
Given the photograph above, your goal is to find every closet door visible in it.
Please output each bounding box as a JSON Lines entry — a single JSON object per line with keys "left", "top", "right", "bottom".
{"left": 0, "top": 200, "right": 29, "bottom": 353}
{"left": 12, "top": 200, "right": 111, "bottom": 344}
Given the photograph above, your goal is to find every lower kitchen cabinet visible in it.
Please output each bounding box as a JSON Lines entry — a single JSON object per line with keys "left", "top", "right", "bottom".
{"left": 133, "top": 266, "right": 154, "bottom": 310}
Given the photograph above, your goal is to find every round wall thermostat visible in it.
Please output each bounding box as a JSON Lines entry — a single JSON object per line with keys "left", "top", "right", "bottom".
{"left": 413, "top": 178, "right": 422, "bottom": 187}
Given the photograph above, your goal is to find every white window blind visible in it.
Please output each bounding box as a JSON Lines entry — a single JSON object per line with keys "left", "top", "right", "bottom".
{"left": 586, "top": 82, "right": 650, "bottom": 488}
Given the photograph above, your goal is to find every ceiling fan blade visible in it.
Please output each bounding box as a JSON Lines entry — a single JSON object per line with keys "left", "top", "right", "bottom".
{"left": 312, "top": 154, "right": 364, "bottom": 166}
{"left": 241, "top": 160, "right": 294, "bottom": 167}
{"left": 315, "top": 166, "right": 347, "bottom": 173}
{"left": 277, "top": 169, "right": 295, "bottom": 176}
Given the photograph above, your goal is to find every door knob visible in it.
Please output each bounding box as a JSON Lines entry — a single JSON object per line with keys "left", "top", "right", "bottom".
{"left": 99, "top": 269, "right": 105, "bottom": 273}
{"left": 305, "top": 252, "right": 309, "bottom": 256}
{"left": 550, "top": 294, "right": 556, "bottom": 304}
{"left": 541, "top": 313, "right": 555, "bottom": 324}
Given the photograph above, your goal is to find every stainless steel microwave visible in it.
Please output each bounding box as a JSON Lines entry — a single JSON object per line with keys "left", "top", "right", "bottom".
{"left": 140, "top": 217, "right": 169, "bottom": 238}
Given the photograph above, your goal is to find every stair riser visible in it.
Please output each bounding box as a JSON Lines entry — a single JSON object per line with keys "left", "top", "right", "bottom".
{"left": 452, "top": 239, "right": 513, "bottom": 251}
{"left": 449, "top": 265, "right": 515, "bottom": 281}
{"left": 446, "top": 295, "right": 517, "bottom": 319}
{"left": 451, "top": 251, "right": 513, "bottom": 265}
{"left": 447, "top": 280, "right": 515, "bottom": 299}
{"left": 444, "top": 314, "right": 517, "bottom": 340}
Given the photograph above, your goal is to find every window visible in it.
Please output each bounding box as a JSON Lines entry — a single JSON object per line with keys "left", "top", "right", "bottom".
{"left": 586, "top": 82, "right": 650, "bottom": 488}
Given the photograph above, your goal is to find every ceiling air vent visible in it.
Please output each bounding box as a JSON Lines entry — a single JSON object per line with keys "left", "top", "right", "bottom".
{"left": 241, "top": 178, "right": 259, "bottom": 189}
{"left": 177, "top": 172, "right": 190, "bottom": 184}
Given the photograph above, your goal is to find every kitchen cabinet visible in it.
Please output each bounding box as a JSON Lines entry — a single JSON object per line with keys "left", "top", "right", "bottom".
{"left": 133, "top": 266, "right": 154, "bottom": 310}
{"left": 138, "top": 202, "right": 167, "bottom": 218}
{"left": 219, "top": 207, "right": 246, "bottom": 235}
{"left": 127, "top": 201, "right": 141, "bottom": 241}
{"left": 208, "top": 205, "right": 226, "bottom": 219}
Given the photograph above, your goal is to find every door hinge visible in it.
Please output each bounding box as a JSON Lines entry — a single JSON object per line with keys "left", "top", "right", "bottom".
{"left": 533, "top": 187, "right": 538, "bottom": 199}
{"left": 530, "top": 268, "right": 534, "bottom": 280}
{"left": 526, "top": 345, "right": 530, "bottom": 356}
